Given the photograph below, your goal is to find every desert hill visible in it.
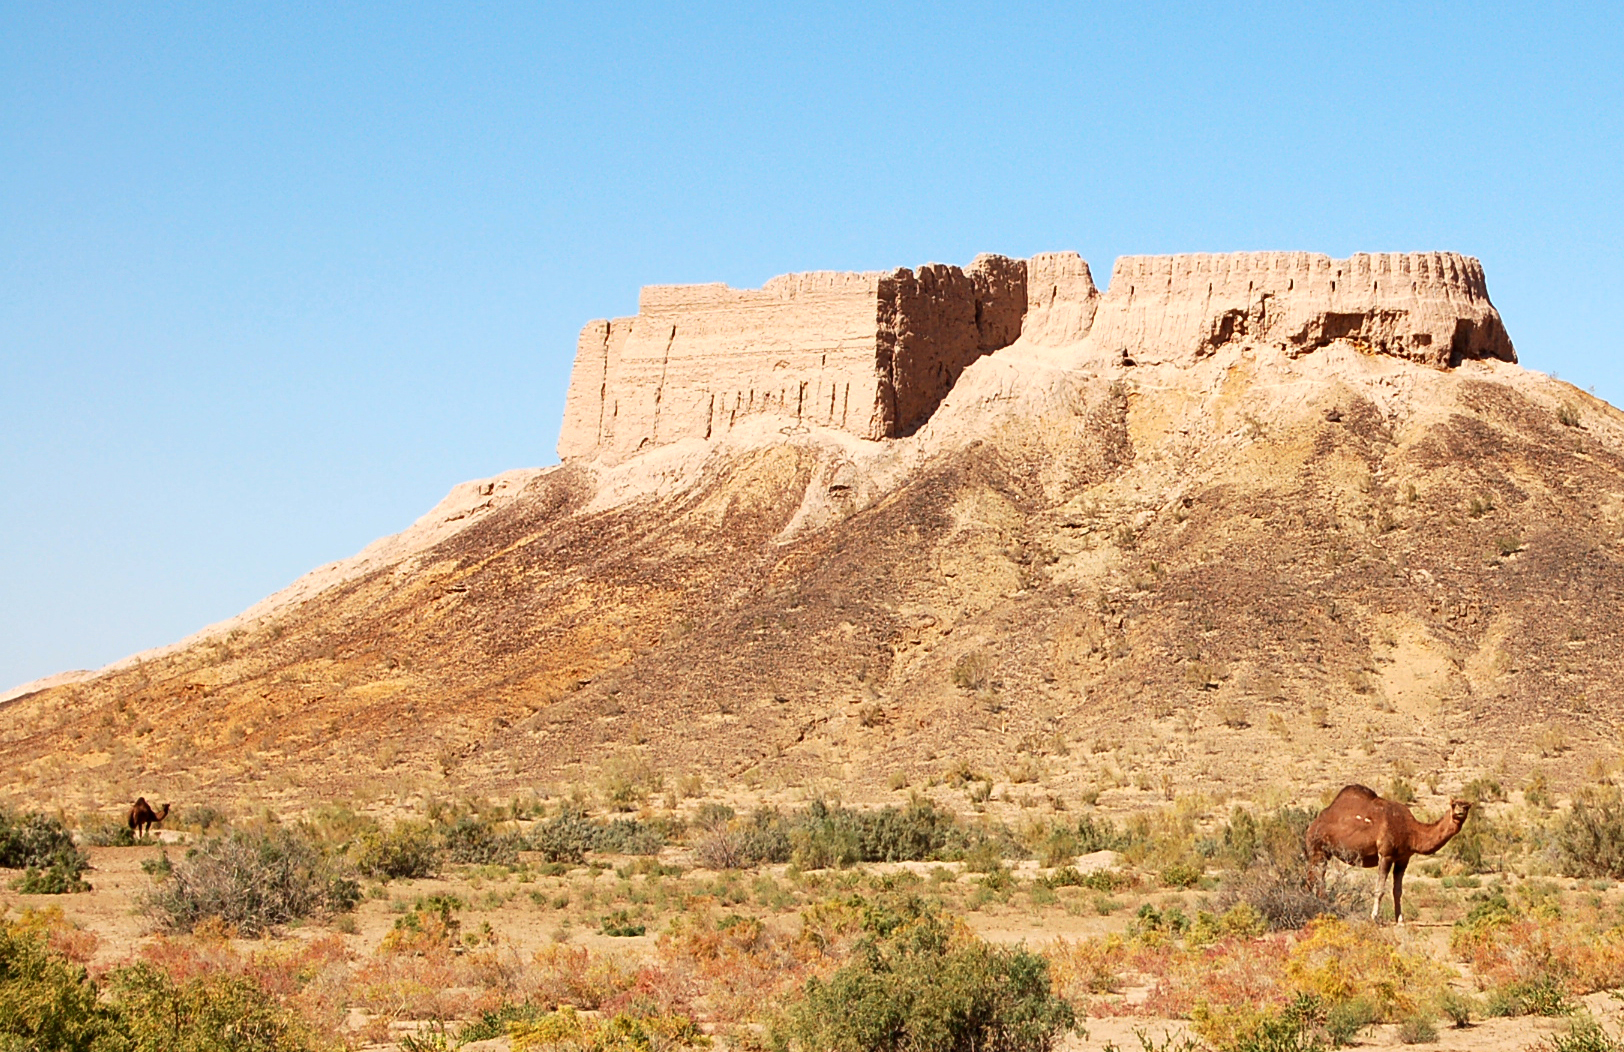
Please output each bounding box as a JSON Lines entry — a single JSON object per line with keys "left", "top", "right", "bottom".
{"left": 5, "top": 249, "right": 1622, "bottom": 819}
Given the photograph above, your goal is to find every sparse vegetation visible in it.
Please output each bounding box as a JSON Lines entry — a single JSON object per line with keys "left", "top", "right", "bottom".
{"left": 777, "top": 896, "right": 1076, "bottom": 1052}
{"left": 0, "top": 810, "right": 90, "bottom": 894}
{"left": 1556, "top": 785, "right": 1624, "bottom": 878}
{"left": 141, "top": 826, "right": 359, "bottom": 935}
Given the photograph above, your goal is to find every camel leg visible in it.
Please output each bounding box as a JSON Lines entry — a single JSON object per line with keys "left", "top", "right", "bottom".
{"left": 1371, "top": 858, "right": 1392, "bottom": 922}
{"left": 1392, "top": 859, "right": 1408, "bottom": 927}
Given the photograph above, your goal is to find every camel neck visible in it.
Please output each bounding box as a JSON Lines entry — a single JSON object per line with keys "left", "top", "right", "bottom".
{"left": 1413, "top": 812, "right": 1461, "bottom": 854}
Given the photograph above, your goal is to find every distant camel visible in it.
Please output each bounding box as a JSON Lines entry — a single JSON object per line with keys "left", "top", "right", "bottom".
{"left": 1306, "top": 784, "right": 1470, "bottom": 925}
{"left": 127, "top": 797, "right": 171, "bottom": 839}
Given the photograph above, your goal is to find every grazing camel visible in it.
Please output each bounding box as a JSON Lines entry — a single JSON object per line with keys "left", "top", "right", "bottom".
{"left": 1305, "top": 784, "right": 1470, "bottom": 924}
{"left": 127, "top": 797, "right": 171, "bottom": 839}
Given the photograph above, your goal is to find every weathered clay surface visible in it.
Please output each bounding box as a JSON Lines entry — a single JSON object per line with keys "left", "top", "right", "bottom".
{"left": 1085, "top": 251, "right": 1514, "bottom": 368}
{"left": 558, "top": 249, "right": 1513, "bottom": 463}
{"left": 558, "top": 257, "right": 1029, "bottom": 460}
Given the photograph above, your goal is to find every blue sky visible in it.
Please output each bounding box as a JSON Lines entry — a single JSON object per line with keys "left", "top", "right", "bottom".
{"left": 3, "top": 2, "right": 1621, "bottom": 689}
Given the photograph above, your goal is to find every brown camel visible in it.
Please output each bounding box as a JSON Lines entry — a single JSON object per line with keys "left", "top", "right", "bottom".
{"left": 1305, "top": 784, "right": 1470, "bottom": 925}
{"left": 127, "top": 797, "right": 171, "bottom": 839}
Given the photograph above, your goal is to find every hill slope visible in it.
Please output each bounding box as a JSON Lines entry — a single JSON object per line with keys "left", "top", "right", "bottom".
{"left": 5, "top": 252, "right": 1622, "bottom": 818}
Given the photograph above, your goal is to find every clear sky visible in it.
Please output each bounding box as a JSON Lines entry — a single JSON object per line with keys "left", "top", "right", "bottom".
{"left": 3, "top": 3, "right": 1621, "bottom": 690}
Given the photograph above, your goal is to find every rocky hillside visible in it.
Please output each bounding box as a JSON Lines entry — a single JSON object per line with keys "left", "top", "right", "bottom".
{"left": 5, "top": 251, "right": 1621, "bottom": 819}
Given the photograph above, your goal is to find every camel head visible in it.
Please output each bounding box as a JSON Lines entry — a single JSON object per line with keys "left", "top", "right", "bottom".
{"left": 1449, "top": 798, "right": 1472, "bottom": 826}
{"left": 158, "top": 803, "right": 171, "bottom": 821}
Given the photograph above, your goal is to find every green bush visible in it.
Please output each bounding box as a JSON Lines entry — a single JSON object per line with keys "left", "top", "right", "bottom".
{"left": 1556, "top": 786, "right": 1624, "bottom": 879}
{"left": 529, "top": 808, "right": 598, "bottom": 865}
{"left": 0, "top": 811, "right": 79, "bottom": 870}
{"left": 1075, "top": 814, "right": 1132, "bottom": 854}
{"left": 1395, "top": 1013, "right": 1437, "bottom": 1045}
{"left": 355, "top": 821, "right": 441, "bottom": 879}
{"left": 599, "top": 910, "right": 647, "bottom": 937}
{"left": 108, "top": 961, "right": 313, "bottom": 1051}
{"left": 0, "top": 924, "right": 120, "bottom": 1051}
{"left": 0, "top": 811, "right": 91, "bottom": 895}
{"left": 777, "top": 896, "right": 1074, "bottom": 1052}
{"left": 1486, "top": 976, "right": 1572, "bottom": 1018}
{"left": 1434, "top": 988, "right": 1476, "bottom": 1028}
{"left": 440, "top": 815, "right": 522, "bottom": 866}
{"left": 1323, "top": 996, "right": 1376, "bottom": 1046}
{"left": 141, "top": 827, "right": 358, "bottom": 935}
{"left": 1540, "top": 1017, "right": 1624, "bottom": 1052}
{"left": 595, "top": 818, "right": 666, "bottom": 856}
{"left": 1225, "top": 994, "right": 1331, "bottom": 1052}
{"left": 12, "top": 862, "right": 91, "bottom": 895}
{"left": 1039, "top": 866, "right": 1127, "bottom": 892}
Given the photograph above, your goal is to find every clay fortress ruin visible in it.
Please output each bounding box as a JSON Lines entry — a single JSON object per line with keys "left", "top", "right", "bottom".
{"left": 558, "top": 251, "right": 1515, "bottom": 463}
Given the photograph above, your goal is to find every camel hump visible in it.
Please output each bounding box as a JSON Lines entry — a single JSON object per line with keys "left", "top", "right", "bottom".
{"left": 1335, "top": 784, "right": 1380, "bottom": 802}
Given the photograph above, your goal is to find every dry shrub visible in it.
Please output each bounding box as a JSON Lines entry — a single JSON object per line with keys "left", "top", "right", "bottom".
{"left": 1042, "top": 934, "right": 1131, "bottom": 1004}
{"left": 1215, "top": 860, "right": 1358, "bottom": 931}
{"left": 659, "top": 911, "right": 824, "bottom": 1023}
{"left": 1284, "top": 918, "right": 1454, "bottom": 1022}
{"left": 141, "top": 827, "right": 359, "bottom": 935}
{"left": 1557, "top": 785, "right": 1624, "bottom": 879}
{"left": 135, "top": 933, "right": 353, "bottom": 1044}
{"left": 1140, "top": 934, "right": 1293, "bottom": 1022}
{"left": 528, "top": 944, "right": 654, "bottom": 1011}
{"left": 510, "top": 1004, "right": 711, "bottom": 1052}
{"left": 1451, "top": 911, "right": 1624, "bottom": 1002}
{"left": 5, "top": 905, "right": 99, "bottom": 964}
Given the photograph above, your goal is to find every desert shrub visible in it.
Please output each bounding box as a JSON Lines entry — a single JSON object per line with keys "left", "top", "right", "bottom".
{"left": 141, "top": 827, "right": 358, "bottom": 935}
{"left": 1214, "top": 859, "right": 1354, "bottom": 932}
{"left": 356, "top": 820, "right": 442, "bottom": 879}
{"left": 695, "top": 803, "right": 736, "bottom": 830}
{"left": 1075, "top": 814, "right": 1132, "bottom": 854}
{"left": 0, "top": 811, "right": 78, "bottom": 870}
{"left": 449, "top": 1002, "right": 553, "bottom": 1044}
{"left": 1189, "top": 991, "right": 1329, "bottom": 1052}
{"left": 511, "top": 1005, "right": 710, "bottom": 1052}
{"left": 1433, "top": 988, "right": 1476, "bottom": 1028}
{"left": 1323, "top": 996, "right": 1377, "bottom": 1045}
{"left": 777, "top": 896, "right": 1075, "bottom": 1052}
{"left": 599, "top": 755, "right": 662, "bottom": 813}
{"left": 951, "top": 650, "right": 993, "bottom": 692}
{"left": 1187, "top": 904, "right": 1268, "bottom": 944}
{"left": 1485, "top": 975, "right": 1572, "bottom": 1017}
{"left": 1160, "top": 862, "right": 1203, "bottom": 889}
{"left": 1216, "top": 806, "right": 1315, "bottom": 870}
{"left": 1395, "top": 1012, "right": 1436, "bottom": 1044}
{"left": 77, "top": 813, "right": 135, "bottom": 847}
{"left": 596, "top": 818, "right": 666, "bottom": 856}
{"left": 1452, "top": 908, "right": 1624, "bottom": 1006}
{"left": 12, "top": 862, "right": 91, "bottom": 895}
{"left": 0, "top": 811, "right": 90, "bottom": 895}
{"left": 1539, "top": 1017, "right": 1624, "bottom": 1052}
{"left": 175, "top": 805, "right": 227, "bottom": 833}
{"left": 1039, "top": 866, "right": 1129, "bottom": 892}
{"left": 1284, "top": 918, "right": 1454, "bottom": 1022}
{"left": 1556, "top": 786, "right": 1624, "bottom": 879}
{"left": 530, "top": 808, "right": 599, "bottom": 865}
{"left": 791, "top": 798, "right": 961, "bottom": 869}
{"left": 108, "top": 960, "right": 314, "bottom": 1051}
{"left": 0, "top": 922, "right": 120, "bottom": 1051}
{"left": 440, "top": 814, "right": 522, "bottom": 866}
{"left": 600, "top": 910, "right": 647, "bottom": 937}
{"left": 381, "top": 895, "right": 464, "bottom": 955}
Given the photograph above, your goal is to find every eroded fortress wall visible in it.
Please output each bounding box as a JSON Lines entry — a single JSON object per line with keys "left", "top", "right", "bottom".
{"left": 556, "top": 249, "right": 1513, "bottom": 461}
{"left": 1086, "top": 251, "right": 1515, "bottom": 369}
{"left": 559, "top": 255, "right": 1031, "bottom": 460}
